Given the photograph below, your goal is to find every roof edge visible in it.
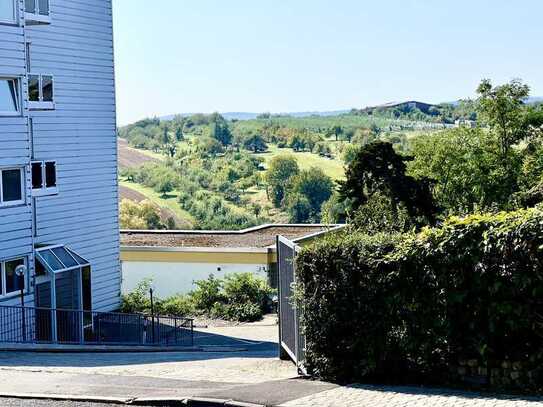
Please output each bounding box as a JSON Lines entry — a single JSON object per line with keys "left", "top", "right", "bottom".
{"left": 120, "top": 223, "right": 343, "bottom": 236}
{"left": 121, "top": 246, "right": 271, "bottom": 253}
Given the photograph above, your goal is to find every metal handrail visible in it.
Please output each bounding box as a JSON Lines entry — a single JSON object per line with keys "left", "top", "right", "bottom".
{"left": 0, "top": 305, "right": 193, "bottom": 347}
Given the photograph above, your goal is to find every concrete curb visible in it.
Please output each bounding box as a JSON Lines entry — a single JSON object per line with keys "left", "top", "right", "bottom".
{"left": 137, "top": 397, "right": 267, "bottom": 406}
{"left": 0, "top": 393, "right": 267, "bottom": 407}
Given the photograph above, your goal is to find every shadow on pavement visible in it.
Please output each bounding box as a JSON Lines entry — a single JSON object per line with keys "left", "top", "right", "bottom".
{"left": 0, "top": 329, "right": 281, "bottom": 368}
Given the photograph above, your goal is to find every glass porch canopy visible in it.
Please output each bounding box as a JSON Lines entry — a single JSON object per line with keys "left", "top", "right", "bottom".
{"left": 34, "top": 245, "right": 92, "bottom": 343}
{"left": 35, "top": 245, "right": 90, "bottom": 274}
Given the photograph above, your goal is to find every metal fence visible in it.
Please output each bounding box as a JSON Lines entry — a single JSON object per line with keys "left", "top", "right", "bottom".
{"left": 0, "top": 305, "right": 193, "bottom": 347}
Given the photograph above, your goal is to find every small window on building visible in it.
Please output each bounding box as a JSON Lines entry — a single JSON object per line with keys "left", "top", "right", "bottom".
{"left": 0, "top": 78, "right": 19, "bottom": 115}
{"left": 4, "top": 258, "right": 25, "bottom": 295}
{"left": 37, "top": 0, "right": 48, "bottom": 16}
{"left": 32, "top": 162, "right": 43, "bottom": 189}
{"left": 28, "top": 74, "right": 54, "bottom": 109}
{"left": 42, "top": 75, "right": 53, "bottom": 102}
{"left": 0, "top": 0, "right": 16, "bottom": 24}
{"left": 28, "top": 75, "right": 39, "bottom": 102}
{"left": 45, "top": 161, "right": 56, "bottom": 187}
{"left": 25, "top": 0, "right": 50, "bottom": 24}
{"left": 25, "top": 0, "right": 35, "bottom": 13}
{"left": 32, "top": 160, "right": 57, "bottom": 196}
{"left": 0, "top": 168, "right": 24, "bottom": 206}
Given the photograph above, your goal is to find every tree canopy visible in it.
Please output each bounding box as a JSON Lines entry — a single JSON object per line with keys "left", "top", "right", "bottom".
{"left": 338, "top": 141, "right": 438, "bottom": 224}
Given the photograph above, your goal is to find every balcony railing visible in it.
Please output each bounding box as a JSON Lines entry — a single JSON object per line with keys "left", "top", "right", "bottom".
{"left": 0, "top": 305, "right": 193, "bottom": 347}
{"left": 25, "top": 0, "right": 51, "bottom": 24}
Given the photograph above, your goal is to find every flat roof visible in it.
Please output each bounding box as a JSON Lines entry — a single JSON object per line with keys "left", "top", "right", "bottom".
{"left": 120, "top": 224, "right": 339, "bottom": 249}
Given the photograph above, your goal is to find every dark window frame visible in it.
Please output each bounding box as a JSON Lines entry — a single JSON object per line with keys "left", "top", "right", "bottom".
{"left": 0, "top": 78, "right": 20, "bottom": 116}
{"left": 0, "top": 167, "right": 25, "bottom": 207}
{"left": 0, "top": 257, "right": 27, "bottom": 298}
{"left": 27, "top": 73, "right": 54, "bottom": 109}
{"left": 31, "top": 160, "right": 57, "bottom": 196}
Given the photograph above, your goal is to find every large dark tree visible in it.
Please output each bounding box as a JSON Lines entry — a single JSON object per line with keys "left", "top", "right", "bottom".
{"left": 338, "top": 141, "right": 439, "bottom": 223}
{"left": 210, "top": 114, "right": 232, "bottom": 146}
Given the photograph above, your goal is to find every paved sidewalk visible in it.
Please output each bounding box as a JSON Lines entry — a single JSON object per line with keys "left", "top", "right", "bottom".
{"left": 279, "top": 384, "right": 543, "bottom": 407}
{"left": 1, "top": 318, "right": 541, "bottom": 406}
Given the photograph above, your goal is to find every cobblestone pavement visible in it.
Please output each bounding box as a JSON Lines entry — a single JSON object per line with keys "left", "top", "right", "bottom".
{"left": 279, "top": 385, "right": 543, "bottom": 407}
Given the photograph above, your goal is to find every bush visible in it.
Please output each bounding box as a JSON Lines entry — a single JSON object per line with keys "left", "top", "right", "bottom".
{"left": 189, "top": 275, "right": 225, "bottom": 312}
{"left": 223, "top": 272, "right": 272, "bottom": 310}
{"left": 122, "top": 273, "right": 274, "bottom": 322}
{"left": 120, "top": 279, "right": 152, "bottom": 313}
{"left": 159, "top": 295, "right": 195, "bottom": 316}
{"left": 296, "top": 207, "right": 543, "bottom": 393}
{"left": 219, "top": 302, "right": 263, "bottom": 322}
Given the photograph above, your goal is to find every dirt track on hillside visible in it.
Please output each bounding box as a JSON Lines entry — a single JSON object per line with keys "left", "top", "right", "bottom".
{"left": 118, "top": 138, "right": 159, "bottom": 169}
{"left": 119, "top": 185, "right": 191, "bottom": 229}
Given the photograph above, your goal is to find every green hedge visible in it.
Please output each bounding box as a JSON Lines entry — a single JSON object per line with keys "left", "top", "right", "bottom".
{"left": 297, "top": 208, "right": 543, "bottom": 392}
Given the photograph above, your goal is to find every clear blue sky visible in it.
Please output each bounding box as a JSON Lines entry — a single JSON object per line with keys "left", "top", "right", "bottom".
{"left": 113, "top": 0, "right": 543, "bottom": 125}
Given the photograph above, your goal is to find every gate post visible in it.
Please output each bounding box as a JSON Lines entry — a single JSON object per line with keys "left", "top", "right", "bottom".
{"left": 277, "top": 236, "right": 291, "bottom": 361}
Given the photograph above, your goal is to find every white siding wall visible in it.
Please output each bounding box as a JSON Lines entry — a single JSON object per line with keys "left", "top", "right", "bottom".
{"left": 0, "top": 0, "right": 34, "bottom": 307}
{"left": 28, "top": 0, "right": 120, "bottom": 311}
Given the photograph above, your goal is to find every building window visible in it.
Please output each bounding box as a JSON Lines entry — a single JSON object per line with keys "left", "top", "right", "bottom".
{"left": 25, "top": 0, "right": 50, "bottom": 24}
{"left": 45, "top": 161, "right": 56, "bottom": 187}
{"left": 28, "top": 74, "right": 54, "bottom": 110}
{"left": 0, "top": 257, "right": 26, "bottom": 297}
{"left": 0, "top": 0, "right": 16, "bottom": 24}
{"left": 0, "top": 78, "right": 19, "bottom": 115}
{"left": 0, "top": 167, "right": 24, "bottom": 206}
{"left": 31, "top": 161, "right": 57, "bottom": 196}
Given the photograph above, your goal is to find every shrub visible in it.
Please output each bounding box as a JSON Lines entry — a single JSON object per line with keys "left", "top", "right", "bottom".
{"left": 296, "top": 207, "right": 543, "bottom": 393}
{"left": 159, "top": 295, "right": 195, "bottom": 317}
{"left": 223, "top": 272, "right": 272, "bottom": 310}
{"left": 123, "top": 273, "right": 274, "bottom": 323}
{"left": 120, "top": 279, "right": 152, "bottom": 313}
{"left": 220, "top": 302, "right": 263, "bottom": 322}
{"left": 189, "top": 275, "right": 225, "bottom": 312}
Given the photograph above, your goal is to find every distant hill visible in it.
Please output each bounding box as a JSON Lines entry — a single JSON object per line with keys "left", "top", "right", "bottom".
{"left": 527, "top": 97, "right": 543, "bottom": 104}
{"left": 157, "top": 97, "right": 541, "bottom": 123}
{"left": 160, "top": 110, "right": 350, "bottom": 122}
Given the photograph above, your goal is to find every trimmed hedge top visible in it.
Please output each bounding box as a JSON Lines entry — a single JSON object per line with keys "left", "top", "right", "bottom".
{"left": 297, "top": 207, "right": 543, "bottom": 392}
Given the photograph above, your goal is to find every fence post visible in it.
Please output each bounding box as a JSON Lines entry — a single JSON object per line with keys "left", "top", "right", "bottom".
{"left": 138, "top": 315, "right": 145, "bottom": 345}
{"left": 79, "top": 310, "right": 84, "bottom": 344}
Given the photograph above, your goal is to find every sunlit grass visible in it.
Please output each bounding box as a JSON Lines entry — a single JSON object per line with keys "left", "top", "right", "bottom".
{"left": 255, "top": 144, "right": 346, "bottom": 180}
{"left": 119, "top": 179, "right": 195, "bottom": 227}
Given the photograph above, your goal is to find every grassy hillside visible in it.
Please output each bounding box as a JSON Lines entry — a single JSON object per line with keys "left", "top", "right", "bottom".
{"left": 116, "top": 111, "right": 448, "bottom": 229}
{"left": 119, "top": 180, "right": 196, "bottom": 228}
{"left": 255, "top": 144, "right": 345, "bottom": 180}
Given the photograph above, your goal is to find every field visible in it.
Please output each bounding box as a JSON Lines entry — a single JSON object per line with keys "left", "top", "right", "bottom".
{"left": 118, "top": 138, "right": 197, "bottom": 228}
{"left": 118, "top": 138, "right": 163, "bottom": 169}
{"left": 254, "top": 144, "right": 346, "bottom": 181}
{"left": 119, "top": 180, "right": 195, "bottom": 229}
